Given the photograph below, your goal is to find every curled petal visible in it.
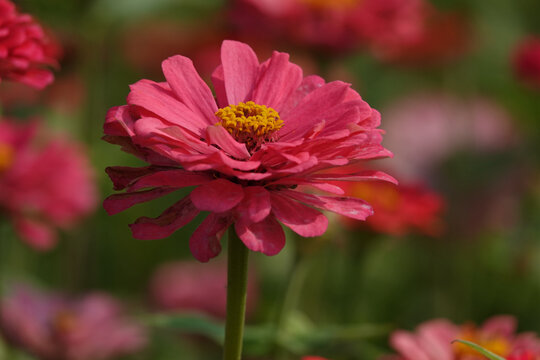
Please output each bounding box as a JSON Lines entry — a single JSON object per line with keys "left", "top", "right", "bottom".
{"left": 190, "top": 179, "right": 244, "bottom": 213}
{"left": 190, "top": 214, "right": 230, "bottom": 262}
{"left": 105, "top": 166, "right": 155, "bottom": 191}
{"left": 206, "top": 125, "right": 251, "bottom": 159}
{"left": 103, "top": 188, "right": 175, "bottom": 215}
{"left": 271, "top": 193, "right": 328, "bottom": 237}
{"left": 127, "top": 169, "right": 213, "bottom": 191}
{"left": 235, "top": 216, "right": 285, "bottom": 256}
{"left": 129, "top": 196, "right": 199, "bottom": 240}
{"left": 281, "top": 190, "right": 373, "bottom": 220}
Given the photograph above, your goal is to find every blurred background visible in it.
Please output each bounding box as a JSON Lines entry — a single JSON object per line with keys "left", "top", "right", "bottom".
{"left": 0, "top": 0, "right": 539, "bottom": 359}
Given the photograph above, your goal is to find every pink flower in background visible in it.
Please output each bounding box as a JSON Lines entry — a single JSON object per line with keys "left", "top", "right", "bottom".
{"left": 0, "top": 119, "right": 97, "bottom": 250}
{"left": 340, "top": 179, "right": 444, "bottom": 236}
{"left": 380, "top": 93, "right": 518, "bottom": 181}
{"left": 0, "top": 0, "right": 59, "bottom": 89}
{"left": 513, "top": 36, "right": 540, "bottom": 89}
{"left": 149, "top": 260, "right": 258, "bottom": 319}
{"left": 0, "top": 284, "right": 147, "bottom": 360}
{"left": 231, "top": 0, "right": 426, "bottom": 52}
{"left": 104, "top": 40, "right": 393, "bottom": 262}
{"left": 384, "top": 316, "right": 540, "bottom": 360}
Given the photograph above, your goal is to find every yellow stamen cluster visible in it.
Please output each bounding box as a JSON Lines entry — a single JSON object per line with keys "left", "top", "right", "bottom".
{"left": 0, "top": 143, "right": 14, "bottom": 172}
{"left": 300, "top": 0, "right": 360, "bottom": 10}
{"left": 453, "top": 328, "right": 511, "bottom": 358}
{"left": 215, "top": 101, "right": 283, "bottom": 151}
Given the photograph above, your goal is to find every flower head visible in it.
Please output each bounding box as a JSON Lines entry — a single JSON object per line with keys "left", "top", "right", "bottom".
{"left": 386, "top": 316, "right": 540, "bottom": 360}
{"left": 104, "top": 40, "right": 393, "bottom": 262}
{"left": 0, "top": 284, "right": 147, "bottom": 360}
{"left": 0, "top": 0, "right": 59, "bottom": 89}
{"left": 0, "top": 119, "right": 97, "bottom": 250}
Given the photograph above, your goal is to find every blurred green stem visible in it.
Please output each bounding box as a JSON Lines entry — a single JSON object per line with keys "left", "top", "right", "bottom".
{"left": 223, "top": 227, "right": 249, "bottom": 360}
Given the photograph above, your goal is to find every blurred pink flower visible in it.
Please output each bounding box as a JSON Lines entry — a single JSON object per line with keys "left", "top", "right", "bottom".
{"left": 0, "top": 0, "right": 59, "bottom": 89}
{"left": 340, "top": 179, "right": 444, "bottom": 236}
{"left": 104, "top": 40, "right": 393, "bottom": 262}
{"left": 513, "top": 36, "right": 540, "bottom": 89}
{"left": 0, "top": 284, "right": 147, "bottom": 360}
{"left": 381, "top": 93, "right": 518, "bottom": 181}
{"left": 0, "top": 119, "right": 97, "bottom": 250}
{"left": 149, "top": 260, "right": 258, "bottom": 319}
{"left": 384, "top": 316, "right": 540, "bottom": 360}
{"left": 231, "top": 0, "right": 426, "bottom": 52}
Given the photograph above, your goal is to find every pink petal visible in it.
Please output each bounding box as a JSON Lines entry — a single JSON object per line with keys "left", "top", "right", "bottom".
{"left": 236, "top": 186, "right": 271, "bottom": 224}
{"left": 127, "top": 169, "right": 213, "bottom": 191}
{"left": 234, "top": 216, "right": 285, "bottom": 256}
{"left": 127, "top": 80, "right": 208, "bottom": 135}
{"left": 129, "top": 196, "right": 199, "bottom": 240}
{"left": 162, "top": 55, "right": 218, "bottom": 123}
{"left": 206, "top": 125, "right": 251, "bottom": 159}
{"left": 221, "top": 40, "right": 259, "bottom": 105}
{"left": 280, "top": 75, "right": 325, "bottom": 116}
{"left": 105, "top": 166, "right": 155, "bottom": 190}
{"left": 270, "top": 193, "right": 328, "bottom": 237}
{"left": 280, "top": 81, "right": 350, "bottom": 141}
{"left": 190, "top": 213, "right": 230, "bottom": 262}
{"left": 309, "top": 170, "right": 398, "bottom": 184}
{"left": 211, "top": 65, "right": 227, "bottom": 108}
{"left": 104, "top": 105, "right": 135, "bottom": 137}
{"left": 390, "top": 331, "right": 431, "bottom": 360}
{"left": 252, "top": 51, "right": 303, "bottom": 111}
{"left": 281, "top": 190, "right": 373, "bottom": 220}
{"left": 103, "top": 188, "right": 176, "bottom": 215}
{"left": 269, "top": 178, "right": 345, "bottom": 195}
{"left": 417, "top": 320, "right": 457, "bottom": 360}
{"left": 190, "top": 179, "right": 244, "bottom": 213}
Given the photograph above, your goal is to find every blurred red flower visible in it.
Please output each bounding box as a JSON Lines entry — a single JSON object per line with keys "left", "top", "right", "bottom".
{"left": 513, "top": 36, "right": 540, "bottom": 89}
{"left": 104, "top": 40, "right": 393, "bottom": 262}
{"left": 149, "top": 260, "right": 258, "bottom": 319}
{"left": 340, "top": 180, "right": 444, "bottom": 236}
{"left": 0, "top": 284, "right": 147, "bottom": 360}
{"left": 0, "top": 119, "right": 97, "bottom": 250}
{"left": 384, "top": 316, "right": 540, "bottom": 360}
{"left": 0, "top": 0, "right": 59, "bottom": 89}
{"left": 231, "top": 0, "right": 426, "bottom": 52}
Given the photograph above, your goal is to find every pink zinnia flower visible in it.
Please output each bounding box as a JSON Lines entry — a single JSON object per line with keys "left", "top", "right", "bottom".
{"left": 149, "top": 260, "right": 258, "bottom": 319}
{"left": 0, "top": 119, "right": 97, "bottom": 250}
{"left": 103, "top": 40, "right": 393, "bottom": 262}
{"left": 340, "top": 178, "right": 444, "bottom": 236}
{"left": 0, "top": 0, "right": 59, "bottom": 89}
{"left": 0, "top": 284, "right": 147, "bottom": 360}
{"left": 513, "top": 36, "right": 540, "bottom": 89}
{"left": 384, "top": 316, "right": 540, "bottom": 360}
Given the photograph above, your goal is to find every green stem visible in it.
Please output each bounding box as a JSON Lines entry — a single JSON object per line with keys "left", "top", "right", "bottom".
{"left": 223, "top": 227, "right": 250, "bottom": 360}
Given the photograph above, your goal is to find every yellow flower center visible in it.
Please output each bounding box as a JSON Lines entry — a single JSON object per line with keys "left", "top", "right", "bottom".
{"left": 0, "top": 143, "right": 14, "bottom": 172}
{"left": 300, "top": 0, "right": 360, "bottom": 10}
{"left": 215, "top": 101, "right": 283, "bottom": 151}
{"left": 453, "top": 327, "right": 511, "bottom": 359}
